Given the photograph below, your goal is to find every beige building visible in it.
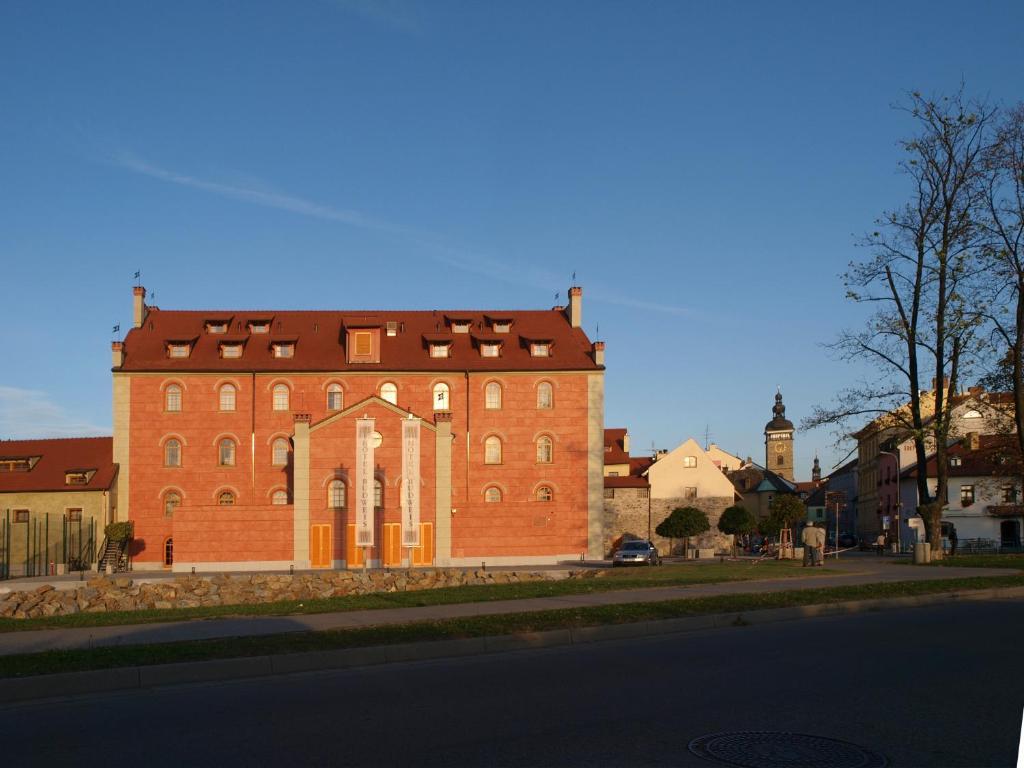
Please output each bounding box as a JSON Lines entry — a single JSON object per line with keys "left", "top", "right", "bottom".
{"left": 705, "top": 444, "right": 744, "bottom": 473}
{"left": 603, "top": 431, "right": 737, "bottom": 556}
{"left": 0, "top": 437, "right": 117, "bottom": 577}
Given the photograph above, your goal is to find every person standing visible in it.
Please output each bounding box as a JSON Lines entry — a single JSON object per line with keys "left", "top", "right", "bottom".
{"left": 876, "top": 532, "right": 886, "bottom": 556}
{"left": 812, "top": 523, "right": 826, "bottom": 565}
{"left": 801, "top": 522, "right": 817, "bottom": 567}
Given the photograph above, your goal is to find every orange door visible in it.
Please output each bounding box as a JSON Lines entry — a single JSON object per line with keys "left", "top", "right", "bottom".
{"left": 412, "top": 522, "right": 434, "bottom": 566}
{"left": 346, "top": 524, "right": 366, "bottom": 568}
{"left": 383, "top": 523, "right": 402, "bottom": 566}
{"left": 310, "top": 524, "right": 332, "bottom": 568}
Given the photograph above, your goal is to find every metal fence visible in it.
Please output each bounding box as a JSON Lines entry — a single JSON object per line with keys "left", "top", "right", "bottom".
{"left": 0, "top": 510, "right": 96, "bottom": 580}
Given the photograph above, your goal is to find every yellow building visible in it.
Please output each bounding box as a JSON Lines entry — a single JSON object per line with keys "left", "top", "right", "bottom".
{"left": 0, "top": 437, "right": 117, "bottom": 577}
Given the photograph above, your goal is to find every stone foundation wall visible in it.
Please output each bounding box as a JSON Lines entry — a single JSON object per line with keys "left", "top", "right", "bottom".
{"left": 603, "top": 494, "right": 734, "bottom": 556}
{"left": 0, "top": 568, "right": 592, "bottom": 620}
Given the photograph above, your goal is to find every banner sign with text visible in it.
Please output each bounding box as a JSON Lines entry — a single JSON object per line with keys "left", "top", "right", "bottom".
{"left": 355, "top": 417, "right": 375, "bottom": 547}
{"left": 401, "top": 417, "right": 421, "bottom": 547}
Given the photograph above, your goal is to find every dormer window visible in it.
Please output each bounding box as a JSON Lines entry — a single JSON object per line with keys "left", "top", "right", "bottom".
{"left": 452, "top": 321, "right": 471, "bottom": 334}
{"left": 488, "top": 317, "right": 513, "bottom": 333}
{"left": 430, "top": 343, "right": 451, "bottom": 358}
{"left": 481, "top": 343, "right": 501, "bottom": 358}
{"left": 206, "top": 321, "right": 229, "bottom": 334}
{"left": 0, "top": 456, "right": 38, "bottom": 472}
{"left": 65, "top": 470, "right": 95, "bottom": 485}
{"left": 530, "top": 342, "right": 550, "bottom": 358}
{"left": 167, "top": 343, "right": 191, "bottom": 359}
{"left": 220, "top": 343, "right": 243, "bottom": 359}
{"left": 386, "top": 321, "right": 398, "bottom": 337}
{"left": 273, "top": 343, "right": 295, "bottom": 359}
{"left": 248, "top": 321, "right": 270, "bottom": 334}
{"left": 347, "top": 327, "right": 380, "bottom": 363}
{"left": 950, "top": 456, "right": 962, "bottom": 467}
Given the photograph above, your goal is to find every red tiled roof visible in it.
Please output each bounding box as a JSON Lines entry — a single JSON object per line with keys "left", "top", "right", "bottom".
{"left": 603, "top": 428, "right": 629, "bottom": 464}
{"left": 630, "top": 456, "right": 654, "bottom": 475}
{"left": 902, "top": 434, "right": 1021, "bottom": 479}
{"left": 0, "top": 437, "right": 116, "bottom": 493}
{"left": 119, "top": 308, "right": 599, "bottom": 372}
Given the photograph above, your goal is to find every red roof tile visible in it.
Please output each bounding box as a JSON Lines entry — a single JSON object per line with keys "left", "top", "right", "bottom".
{"left": 119, "top": 308, "right": 598, "bottom": 372}
{"left": 0, "top": 437, "right": 116, "bottom": 493}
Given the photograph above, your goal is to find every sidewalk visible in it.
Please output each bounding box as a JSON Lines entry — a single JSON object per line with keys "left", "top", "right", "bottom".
{"left": 0, "top": 559, "right": 1007, "bottom": 657}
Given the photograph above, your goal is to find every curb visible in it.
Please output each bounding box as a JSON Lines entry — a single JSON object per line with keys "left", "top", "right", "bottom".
{"left": 2, "top": 585, "right": 1021, "bottom": 704}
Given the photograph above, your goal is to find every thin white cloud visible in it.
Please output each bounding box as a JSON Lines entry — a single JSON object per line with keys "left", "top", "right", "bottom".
{"left": 329, "top": 0, "right": 423, "bottom": 33}
{"left": 112, "top": 151, "right": 405, "bottom": 234}
{"left": 112, "top": 151, "right": 691, "bottom": 317}
{"left": 0, "top": 387, "right": 109, "bottom": 439}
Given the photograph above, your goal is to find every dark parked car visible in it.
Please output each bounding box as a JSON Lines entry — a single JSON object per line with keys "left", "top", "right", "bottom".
{"left": 612, "top": 540, "right": 662, "bottom": 567}
{"left": 838, "top": 533, "right": 858, "bottom": 548}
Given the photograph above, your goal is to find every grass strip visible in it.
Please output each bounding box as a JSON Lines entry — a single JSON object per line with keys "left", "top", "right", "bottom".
{"left": 0, "top": 560, "right": 821, "bottom": 634}
{"left": 2, "top": 573, "right": 1021, "bottom": 680}
{"left": 908, "top": 554, "right": 1024, "bottom": 569}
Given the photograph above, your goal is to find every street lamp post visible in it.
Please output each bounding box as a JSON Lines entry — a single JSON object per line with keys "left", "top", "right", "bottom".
{"left": 879, "top": 448, "right": 902, "bottom": 553}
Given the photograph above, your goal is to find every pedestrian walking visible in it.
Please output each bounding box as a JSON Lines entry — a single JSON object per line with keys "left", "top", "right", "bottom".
{"left": 801, "top": 522, "right": 816, "bottom": 567}
{"left": 876, "top": 532, "right": 886, "bottom": 556}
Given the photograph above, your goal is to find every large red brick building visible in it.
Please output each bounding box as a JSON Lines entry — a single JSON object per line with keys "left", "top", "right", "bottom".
{"left": 112, "top": 285, "right": 605, "bottom": 571}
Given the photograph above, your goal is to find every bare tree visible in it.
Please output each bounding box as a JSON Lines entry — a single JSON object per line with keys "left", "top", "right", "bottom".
{"left": 980, "top": 104, "right": 1024, "bottom": 467}
{"left": 805, "top": 89, "right": 996, "bottom": 553}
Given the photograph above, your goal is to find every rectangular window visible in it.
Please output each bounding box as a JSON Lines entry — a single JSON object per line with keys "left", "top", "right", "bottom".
{"left": 959, "top": 485, "right": 975, "bottom": 506}
{"left": 950, "top": 456, "right": 962, "bottom": 467}
{"left": 530, "top": 343, "right": 550, "bottom": 357}
{"left": 604, "top": 488, "right": 615, "bottom": 499}
{"left": 491, "top": 320, "right": 512, "bottom": 333}
{"left": 1002, "top": 486, "right": 1018, "bottom": 503}
{"left": 430, "top": 344, "right": 450, "bottom": 358}
{"left": 249, "top": 322, "right": 270, "bottom": 334}
{"left": 481, "top": 343, "right": 500, "bottom": 358}
{"left": 221, "top": 344, "right": 243, "bottom": 359}
{"left": 0, "top": 457, "right": 35, "bottom": 472}
{"left": 67, "top": 508, "right": 82, "bottom": 522}
{"left": 65, "top": 471, "right": 91, "bottom": 485}
{"left": 273, "top": 343, "right": 295, "bottom": 358}
{"left": 167, "top": 344, "right": 190, "bottom": 358}
{"left": 386, "top": 321, "right": 398, "bottom": 337}
{"left": 607, "top": 471, "right": 619, "bottom": 477}
{"left": 684, "top": 487, "right": 697, "bottom": 499}
{"left": 354, "top": 331, "right": 372, "bottom": 356}
{"left": 682, "top": 456, "right": 697, "bottom": 468}
{"left": 206, "top": 322, "right": 228, "bottom": 334}
{"left": 14, "top": 510, "right": 29, "bottom": 523}
{"left": 451, "top": 322, "right": 471, "bottom": 334}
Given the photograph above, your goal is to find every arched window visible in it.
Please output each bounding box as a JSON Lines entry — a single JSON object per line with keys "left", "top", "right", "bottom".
{"left": 433, "top": 382, "right": 450, "bottom": 410}
{"left": 536, "top": 486, "right": 553, "bottom": 502}
{"left": 218, "top": 438, "right": 236, "bottom": 466}
{"left": 327, "top": 383, "right": 344, "bottom": 411}
{"left": 537, "top": 382, "right": 553, "bottom": 409}
{"left": 485, "top": 487, "right": 502, "bottom": 503}
{"left": 219, "top": 384, "right": 236, "bottom": 412}
{"left": 164, "top": 491, "right": 181, "bottom": 517}
{"left": 218, "top": 491, "right": 235, "bottom": 506}
{"left": 484, "top": 436, "right": 502, "bottom": 464}
{"left": 164, "top": 439, "right": 181, "bottom": 467}
{"left": 273, "top": 384, "right": 290, "bottom": 411}
{"left": 272, "top": 438, "right": 290, "bottom": 466}
{"left": 164, "top": 538, "right": 173, "bottom": 566}
{"left": 380, "top": 382, "right": 398, "bottom": 405}
{"left": 165, "top": 384, "right": 182, "bottom": 412}
{"left": 272, "top": 490, "right": 288, "bottom": 505}
{"left": 328, "top": 479, "right": 346, "bottom": 508}
{"left": 485, "top": 382, "right": 502, "bottom": 410}
{"left": 536, "top": 436, "right": 553, "bottom": 464}
{"left": 374, "top": 478, "right": 384, "bottom": 509}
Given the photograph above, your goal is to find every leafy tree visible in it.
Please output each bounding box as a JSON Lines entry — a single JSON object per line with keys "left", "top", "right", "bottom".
{"left": 764, "top": 495, "right": 805, "bottom": 545}
{"left": 656, "top": 506, "right": 709, "bottom": 558}
{"left": 717, "top": 504, "right": 756, "bottom": 557}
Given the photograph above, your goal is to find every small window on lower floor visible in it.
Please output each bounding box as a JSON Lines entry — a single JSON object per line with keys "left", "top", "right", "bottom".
{"left": 218, "top": 491, "right": 236, "bottom": 506}
{"left": 272, "top": 490, "right": 289, "bottom": 505}
{"left": 684, "top": 487, "right": 697, "bottom": 499}
{"left": 536, "top": 486, "right": 553, "bottom": 502}
{"left": 485, "top": 487, "right": 502, "bottom": 503}
{"left": 67, "top": 508, "right": 83, "bottom": 522}
{"left": 164, "top": 538, "right": 173, "bottom": 567}
{"left": 14, "top": 509, "right": 29, "bottom": 523}
{"left": 604, "top": 488, "right": 615, "bottom": 499}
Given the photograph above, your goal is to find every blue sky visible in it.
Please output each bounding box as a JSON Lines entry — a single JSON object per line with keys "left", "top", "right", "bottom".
{"left": 2, "top": 1, "right": 1023, "bottom": 477}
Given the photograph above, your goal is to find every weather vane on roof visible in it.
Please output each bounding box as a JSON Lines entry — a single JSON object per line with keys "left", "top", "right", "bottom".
{"left": 133, "top": 270, "right": 141, "bottom": 287}
{"left": 555, "top": 292, "right": 560, "bottom": 304}
{"left": 112, "top": 324, "right": 120, "bottom": 336}
{"left": 572, "top": 271, "right": 576, "bottom": 283}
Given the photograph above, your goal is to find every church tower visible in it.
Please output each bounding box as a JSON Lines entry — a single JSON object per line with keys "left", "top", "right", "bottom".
{"left": 764, "top": 390, "right": 795, "bottom": 481}
{"left": 812, "top": 456, "right": 821, "bottom": 484}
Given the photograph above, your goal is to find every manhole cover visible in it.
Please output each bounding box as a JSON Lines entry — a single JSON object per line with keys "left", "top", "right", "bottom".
{"left": 689, "top": 732, "right": 887, "bottom": 768}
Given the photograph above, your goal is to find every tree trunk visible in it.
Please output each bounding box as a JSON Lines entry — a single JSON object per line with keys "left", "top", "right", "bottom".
{"left": 920, "top": 501, "right": 944, "bottom": 557}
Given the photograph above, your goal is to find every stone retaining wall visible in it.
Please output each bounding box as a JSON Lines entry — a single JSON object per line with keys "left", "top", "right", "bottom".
{"left": 0, "top": 568, "right": 592, "bottom": 620}
{"left": 603, "top": 495, "right": 734, "bottom": 556}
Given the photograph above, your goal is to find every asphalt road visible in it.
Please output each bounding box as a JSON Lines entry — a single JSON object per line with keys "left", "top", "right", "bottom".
{"left": 1, "top": 600, "right": 1021, "bottom": 767}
